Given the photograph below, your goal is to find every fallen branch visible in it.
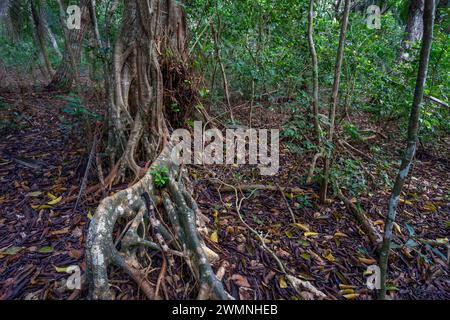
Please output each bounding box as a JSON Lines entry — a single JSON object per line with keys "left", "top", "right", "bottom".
{"left": 73, "top": 134, "right": 98, "bottom": 214}
{"left": 213, "top": 178, "right": 327, "bottom": 300}
{"left": 277, "top": 184, "right": 297, "bottom": 224}
{"left": 334, "top": 181, "right": 382, "bottom": 248}
{"left": 425, "top": 95, "right": 449, "bottom": 109}
{"left": 209, "top": 179, "right": 307, "bottom": 195}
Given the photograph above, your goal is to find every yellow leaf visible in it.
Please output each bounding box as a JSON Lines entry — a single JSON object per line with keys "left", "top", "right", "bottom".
{"left": 393, "top": 222, "right": 402, "bottom": 235}
{"left": 293, "top": 223, "right": 310, "bottom": 232}
{"left": 87, "top": 210, "right": 93, "bottom": 220}
{"left": 339, "top": 288, "right": 355, "bottom": 295}
{"left": 374, "top": 220, "right": 384, "bottom": 226}
{"left": 339, "top": 284, "right": 356, "bottom": 290}
{"left": 210, "top": 231, "right": 218, "bottom": 243}
{"left": 343, "top": 293, "right": 360, "bottom": 300}
{"left": 399, "top": 198, "right": 413, "bottom": 205}
{"left": 358, "top": 257, "right": 377, "bottom": 265}
{"left": 423, "top": 202, "right": 437, "bottom": 213}
{"left": 285, "top": 192, "right": 294, "bottom": 200}
{"left": 323, "top": 250, "right": 336, "bottom": 262}
{"left": 47, "top": 192, "right": 57, "bottom": 200}
{"left": 436, "top": 238, "right": 449, "bottom": 244}
{"left": 304, "top": 232, "right": 319, "bottom": 238}
{"left": 47, "top": 196, "right": 62, "bottom": 205}
{"left": 279, "top": 276, "right": 288, "bottom": 289}
{"left": 37, "top": 204, "right": 52, "bottom": 210}
{"left": 54, "top": 266, "right": 68, "bottom": 273}
{"left": 334, "top": 232, "right": 348, "bottom": 238}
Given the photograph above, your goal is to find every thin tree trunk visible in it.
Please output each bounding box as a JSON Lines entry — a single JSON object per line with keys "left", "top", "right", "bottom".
{"left": 30, "top": 0, "right": 54, "bottom": 79}
{"left": 320, "top": 0, "right": 350, "bottom": 203}
{"left": 211, "top": 22, "right": 234, "bottom": 122}
{"left": 308, "top": 0, "right": 321, "bottom": 143}
{"left": 305, "top": 0, "right": 323, "bottom": 185}
{"left": 379, "top": 0, "right": 435, "bottom": 300}
{"left": 40, "top": 7, "right": 62, "bottom": 59}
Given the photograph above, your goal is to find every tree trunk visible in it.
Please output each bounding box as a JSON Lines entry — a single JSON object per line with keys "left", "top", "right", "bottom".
{"left": 320, "top": 0, "right": 350, "bottom": 203}
{"left": 47, "top": 0, "right": 91, "bottom": 91}
{"left": 86, "top": 0, "right": 228, "bottom": 300}
{"left": 399, "top": 0, "right": 425, "bottom": 61}
{"left": 40, "top": 4, "right": 63, "bottom": 59}
{"left": 305, "top": 0, "right": 323, "bottom": 185}
{"left": 379, "top": 0, "right": 435, "bottom": 300}
{"left": 30, "top": 0, "right": 54, "bottom": 79}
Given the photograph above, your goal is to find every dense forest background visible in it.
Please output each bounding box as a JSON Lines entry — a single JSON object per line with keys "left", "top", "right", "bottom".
{"left": 0, "top": 0, "right": 448, "bottom": 300}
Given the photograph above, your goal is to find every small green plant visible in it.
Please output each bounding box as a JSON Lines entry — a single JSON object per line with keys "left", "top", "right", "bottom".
{"left": 60, "top": 94, "right": 102, "bottom": 122}
{"left": 151, "top": 166, "right": 170, "bottom": 189}
{"left": 170, "top": 102, "right": 181, "bottom": 113}
{"left": 343, "top": 122, "right": 361, "bottom": 141}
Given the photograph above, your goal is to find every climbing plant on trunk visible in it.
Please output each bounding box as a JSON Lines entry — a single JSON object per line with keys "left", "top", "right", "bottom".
{"left": 86, "top": 0, "right": 228, "bottom": 300}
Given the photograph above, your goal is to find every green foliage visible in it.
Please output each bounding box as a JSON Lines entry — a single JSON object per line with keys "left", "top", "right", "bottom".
{"left": 343, "top": 122, "right": 361, "bottom": 141}
{"left": 60, "top": 94, "right": 102, "bottom": 122}
{"left": 335, "top": 158, "right": 367, "bottom": 196}
{"left": 151, "top": 166, "right": 170, "bottom": 189}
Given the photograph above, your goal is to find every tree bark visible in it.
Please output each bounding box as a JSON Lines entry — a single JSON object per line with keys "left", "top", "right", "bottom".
{"left": 378, "top": 0, "right": 435, "bottom": 300}
{"left": 399, "top": 0, "right": 425, "bottom": 62}
{"left": 30, "top": 0, "right": 54, "bottom": 79}
{"left": 47, "top": 0, "right": 91, "bottom": 91}
{"left": 86, "top": 0, "right": 228, "bottom": 300}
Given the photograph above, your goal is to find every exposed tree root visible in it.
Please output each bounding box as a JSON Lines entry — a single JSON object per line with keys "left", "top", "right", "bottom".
{"left": 86, "top": 145, "right": 229, "bottom": 300}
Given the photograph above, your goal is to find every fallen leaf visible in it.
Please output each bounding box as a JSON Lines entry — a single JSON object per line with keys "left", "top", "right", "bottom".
{"left": 293, "top": 223, "right": 310, "bottom": 232}
{"left": 54, "top": 266, "right": 68, "bottom": 273}
{"left": 423, "top": 202, "right": 437, "bottom": 213}
{"left": 358, "top": 257, "right": 377, "bottom": 265}
{"left": 323, "top": 249, "right": 336, "bottom": 262}
{"left": 50, "top": 227, "right": 70, "bottom": 236}
{"left": 343, "top": 293, "right": 360, "bottom": 300}
{"left": 0, "top": 246, "right": 24, "bottom": 256}
{"left": 334, "top": 232, "right": 348, "bottom": 238}
{"left": 339, "top": 284, "right": 356, "bottom": 290}
{"left": 27, "top": 191, "right": 42, "bottom": 197}
{"left": 38, "top": 246, "right": 54, "bottom": 254}
{"left": 47, "top": 192, "right": 58, "bottom": 200}
{"left": 339, "top": 288, "right": 355, "bottom": 295}
{"left": 279, "top": 276, "right": 288, "bottom": 289}
{"left": 393, "top": 222, "right": 402, "bottom": 235}
{"left": 47, "top": 196, "right": 62, "bottom": 205}
{"left": 230, "top": 274, "right": 251, "bottom": 288}
{"left": 210, "top": 231, "right": 219, "bottom": 243}
{"left": 304, "top": 232, "right": 319, "bottom": 237}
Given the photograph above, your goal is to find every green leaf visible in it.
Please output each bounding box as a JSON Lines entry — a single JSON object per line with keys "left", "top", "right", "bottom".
{"left": 0, "top": 246, "right": 24, "bottom": 256}
{"left": 38, "top": 246, "right": 54, "bottom": 254}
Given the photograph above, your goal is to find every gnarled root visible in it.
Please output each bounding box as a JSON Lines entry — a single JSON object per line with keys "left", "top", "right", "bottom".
{"left": 86, "top": 145, "right": 229, "bottom": 300}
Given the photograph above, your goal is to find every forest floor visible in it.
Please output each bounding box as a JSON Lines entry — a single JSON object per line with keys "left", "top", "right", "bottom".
{"left": 0, "top": 89, "right": 449, "bottom": 300}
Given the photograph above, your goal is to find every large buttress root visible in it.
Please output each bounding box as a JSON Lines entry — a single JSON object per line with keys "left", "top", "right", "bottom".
{"left": 86, "top": 146, "right": 229, "bottom": 300}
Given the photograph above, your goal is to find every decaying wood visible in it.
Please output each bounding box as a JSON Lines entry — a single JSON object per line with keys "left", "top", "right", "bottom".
{"left": 334, "top": 181, "right": 382, "bottom": 247}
